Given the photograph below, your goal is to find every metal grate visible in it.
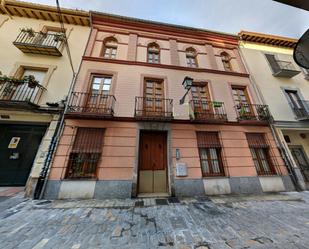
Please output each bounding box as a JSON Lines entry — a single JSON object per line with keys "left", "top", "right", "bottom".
{"left": 134, "top": 96, "right": 173, "bottom": 120}
{"left": 65, "top": 127, "right": 105, "bottom": 179}
{"left": 67, "top": 92, "right": 116, "bottom": 117}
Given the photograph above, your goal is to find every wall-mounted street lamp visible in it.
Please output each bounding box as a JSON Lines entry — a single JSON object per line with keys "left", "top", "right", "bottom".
{"left": 179, "top": 76, "right": 194, "bottom": 105}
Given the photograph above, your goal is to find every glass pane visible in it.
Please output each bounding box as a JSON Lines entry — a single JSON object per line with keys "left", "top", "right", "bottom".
{"left": 201, "top": 160, "right": 209, "bottom": 174}
{"left": 92, "top": 84, "right": 100, "bottom": 90}
{"left": 102, "top": 85, "right": 110, "bottom": 91}
{"left": 212, "top": 160, "right": 220, "bottom": 173}
{"left": 104, "top": 78, "right": 112, "bottom": 84}
{"left": 209, "top": 148, "right": 218, "bottom": 159}
{"left": 199, "top": 148, "right": 208, "bottom": 160}
{"left": 93, "top": 77, "right": 102, "bottom": 84}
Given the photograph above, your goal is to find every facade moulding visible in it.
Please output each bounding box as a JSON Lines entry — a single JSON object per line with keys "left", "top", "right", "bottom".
{"left": 63, "top": 115, "right": 270, "bottom": 127}
{"left": 82, "top": 56, "right": 250, "bottom": 78}
{"left": 93, "top": 25, "right": 238, "bottom": 49}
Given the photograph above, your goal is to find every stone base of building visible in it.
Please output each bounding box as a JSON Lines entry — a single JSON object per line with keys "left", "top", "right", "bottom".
{"left": 44, "top": 180, "right": 132, "bottom": 199}
{"left": 44, "top": 175, "right": 295, "bottom": 199}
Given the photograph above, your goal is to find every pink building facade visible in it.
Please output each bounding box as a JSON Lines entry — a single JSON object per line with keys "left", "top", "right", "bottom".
{"left": 44, "top": 13, "right": 294, "bottom": 199}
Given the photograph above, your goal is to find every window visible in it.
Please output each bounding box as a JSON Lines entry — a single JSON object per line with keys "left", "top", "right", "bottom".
{"left": 285, "top": 90, "right": 302, "bottom": 109}
{"left": 66, "top": 128, "right": 105, "bottom": 178}
{"left": 191, "top": 83, "right": 212, "bottom": 115}
{"left": 221, "top": 52, "right": 233, "bottom": 71}
{"left": 87, "top": 75, "right": 112, "bottom": 110}
{"left": 90, "top": 75, "right": 112, "bottom": 95}
{"left": 186, "top": 48, "right": 197, "bottom": 67}
{"left": 232, "top": 86, "right": 254, "bottom": 118}
{"left": 102, "top": 37, "right": 117, "bottom": 59}
{"left": 1, "top": 68, "right": 46, "bottom": 102}
{"left": 197, "top": 132, "right": 224, "bottom": 177}
{"left": 147, "top": 43, "right": 160, "bottom": 63}
{"left": 246, "top": 133, "right": 276, "bottom": 176}
{"left": 285, "top": 90, "right": 307, "bottom": 118}
{"left": 143, "top": 79, "right": 164, "bottom": 114}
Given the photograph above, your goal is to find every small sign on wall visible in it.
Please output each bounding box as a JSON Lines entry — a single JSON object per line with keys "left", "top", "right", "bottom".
{"left": 176, "top": 162, "right": 188, "bottom": 177}
{"left": 8, "top": 137, "right": 20, "bottom": 149}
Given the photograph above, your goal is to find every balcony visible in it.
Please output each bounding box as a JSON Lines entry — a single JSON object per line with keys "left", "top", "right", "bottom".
{"left": 271, "top": 60, "right": 301, "bottom": 78}
{"left": 289, "top": 100, "right": 309, "bottom": 120}
{"left": 189, "top": 100, "right": 227, "bottom": 123}
{"left": 0, "top": 81, "right": 45, "bottom": 109}
{"left": 134, "top": 96, "right": 173, "bottom": 120}
{"left": 67, "top": 92, "right": 116, "bottom": 118}
{"left": 235, "top": 103, "right": 271, "bottom": 123}
{"left": 13, "top": 30, "right": 65, "bottom": 56}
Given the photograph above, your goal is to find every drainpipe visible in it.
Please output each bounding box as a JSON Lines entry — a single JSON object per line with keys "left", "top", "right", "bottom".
{"left": 34, "top": 71, "right": 76, "bottom": 199}
{"left": 237, "top": 42, "right": 302, "bottom": 191}
{"left": 33, "top": 15, "right": 93, "bottom": 200}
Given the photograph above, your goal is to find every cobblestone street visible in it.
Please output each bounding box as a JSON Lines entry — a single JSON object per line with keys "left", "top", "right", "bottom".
{"left": 1, "top": 191, "right": 309, "bottom": 249}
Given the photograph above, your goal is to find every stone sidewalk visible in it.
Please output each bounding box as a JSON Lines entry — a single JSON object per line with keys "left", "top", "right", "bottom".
{"left": 0, "top": 192, "right": 309, "bottom": 249}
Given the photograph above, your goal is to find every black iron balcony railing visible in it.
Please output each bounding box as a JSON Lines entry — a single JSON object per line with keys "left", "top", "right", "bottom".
{"left": 189, "top": 100, "right": 227, "bottom": 122}
{"left": 134, "top": 96, "right": 173, "bottom": 120}
{"left": 289, "top": 100, "right": 309, "bottom": 120}
{"left": 13, "top": 30, "right": 65, "bottom": 56}
{"left": 235, "top": 103, "right": 271, "bottom": 122}
{"left": 0, "top": 81, "right": 45, "bottom": 108}
{"left": 272, "top": 60, "right": 301, "bottom": 77}
{"left": 67, "top": 92, "right": 116, "bottom": 117}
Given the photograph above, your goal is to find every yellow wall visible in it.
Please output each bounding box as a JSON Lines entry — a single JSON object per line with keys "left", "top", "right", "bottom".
{"left": 283, "top": 130, "right": 309, "bottom": 163}
{"left": 240, "top": 41, "right": 309, "bottom": 122}
{"left": 0, "top": 15, "right": 90, "bottom": 111}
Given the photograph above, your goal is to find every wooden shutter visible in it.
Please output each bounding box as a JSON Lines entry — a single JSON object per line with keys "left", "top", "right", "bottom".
{"left": 265, "top": 54, "right": 280, "bottom": 72}
{"left": 72, "top": 128, "right": 105, "bottom": 153}
{"left": 196, "top": 132, "right": 221, "bottom": 148}
{"left": 246, "top": 133, "right": 268, "bottom": 148}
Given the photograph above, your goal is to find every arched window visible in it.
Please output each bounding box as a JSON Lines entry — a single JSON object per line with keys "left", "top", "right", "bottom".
{"left": 186, "top": 47, "right": 198, "bottom": 67}
{"left": 102, "top": 37, "right": 117, "bottom": 59}
{"left": 220, "top": 52, "right": 233, "bottom": 71}
{"left": 147, "top": 42, "right": 160, "bottom": 63}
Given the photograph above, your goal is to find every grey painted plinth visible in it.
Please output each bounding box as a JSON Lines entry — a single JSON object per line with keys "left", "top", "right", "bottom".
{"left": 282, "top": 175, "right": 296, "bottom": 191}
{"left": 43, "top": 180, "right": 61, "bottom": 199}
{"left": 174, "top": 179, "right": 205, "bottom": 197}
{"left": 94, "top": 180, "right": 132, "bottom": 199}
{"left": 229, "top": 177, "right": 263, "bottom": 194}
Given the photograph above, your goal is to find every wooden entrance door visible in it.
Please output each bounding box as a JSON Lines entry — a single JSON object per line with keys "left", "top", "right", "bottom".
{"left": 232, "top": 86, "right": 254, "bottom": 118}
{"left": 138, "top": 131, "right": 167, "bottom": 194}
{"left": 191, "top": 83, "right": 212, "bottom": 117}
{"left": 144, "top": 79, "right": 164, "bottom": 116}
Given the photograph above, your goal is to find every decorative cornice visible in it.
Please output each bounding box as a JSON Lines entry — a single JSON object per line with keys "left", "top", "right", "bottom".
{"left": 82, "top": 56, "right": 250, "bottom": 78}
{"left": 239, "top": 30, "right": 297, "bottom": 48}
{"left": 0, "top": 0, "right": 90, "bottom": 26}
{"left": 90, "top": 12, "right": 239, "bottom": 48}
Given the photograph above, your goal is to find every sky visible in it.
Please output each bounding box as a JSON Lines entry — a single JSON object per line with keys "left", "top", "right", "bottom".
{"left": 23, "top": 0, "right": 309, "bottom": 39}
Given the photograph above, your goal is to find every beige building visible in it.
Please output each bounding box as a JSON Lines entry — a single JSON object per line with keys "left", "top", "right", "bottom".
{"left": 0, "top": 0, "right": 90, "bottom": 196}
{"left": 239, "top": 31, "right": 309, "bottom": 190}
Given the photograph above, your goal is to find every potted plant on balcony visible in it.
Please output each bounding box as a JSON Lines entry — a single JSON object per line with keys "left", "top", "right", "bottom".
{"left": 237, "top": 104, "right": 250, "bottom": 120}
{"left": 53, "top": 33, "right": 66, "bottom": 43}
{"left": 21, "top": 28, "right": 35, "bottom": 38}
{"left": 0, "top": 75, "right": 24, "bottom": 97}
{"left": 256, "top": 105, "right": 269, "bottom": 121}
{"left": 23, "top": 75, "right": 39, "bottom": 88}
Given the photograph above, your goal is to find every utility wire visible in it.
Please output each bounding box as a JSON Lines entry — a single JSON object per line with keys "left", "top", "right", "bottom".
{"left": 56, "top": 0, "right": 76, "bottom": 77}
